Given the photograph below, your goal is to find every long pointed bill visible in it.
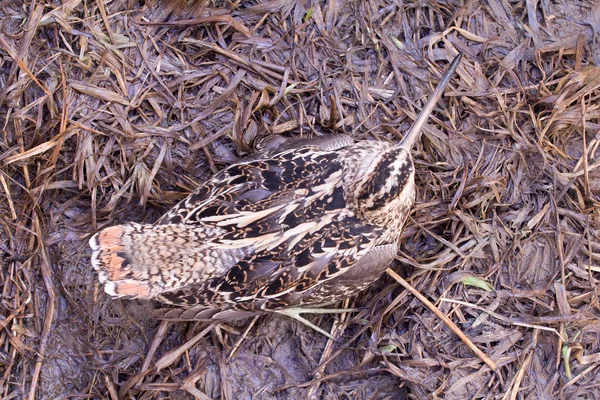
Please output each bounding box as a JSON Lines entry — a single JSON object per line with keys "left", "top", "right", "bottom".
{"left": 399, "top": 52, "right": 463, "bottom": 151}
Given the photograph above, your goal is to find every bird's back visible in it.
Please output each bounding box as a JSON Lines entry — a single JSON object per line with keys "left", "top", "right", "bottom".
{"left": 90, "top": 140, "right": 401, "bottom": 318}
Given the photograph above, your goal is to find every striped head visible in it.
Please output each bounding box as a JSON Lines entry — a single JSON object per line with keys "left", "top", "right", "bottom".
{"left": 341, "top": 141, "right": 416, "bottom": 236}
{"left": 339, "top": 53, "right": 463, "bottom": 235}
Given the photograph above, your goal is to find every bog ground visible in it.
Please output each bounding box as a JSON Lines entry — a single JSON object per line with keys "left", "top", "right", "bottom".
{"left": 1, "top": 0, "right": 600, "bottom": 399}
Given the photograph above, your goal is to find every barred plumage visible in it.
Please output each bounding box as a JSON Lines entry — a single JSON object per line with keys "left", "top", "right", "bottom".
{"left": 89, "top": 54, "right": 462, "bottom": 329}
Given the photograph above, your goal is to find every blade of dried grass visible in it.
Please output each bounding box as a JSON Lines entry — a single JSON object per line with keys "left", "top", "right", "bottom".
{"left": 27, "top": 214, "right": 56, "bottom": 400}
{"left": 2, "top": 129, "right": 77, "bottom": 166}
{"left": 180, "top": 369, "right": 211, "bottom": 400}
{"left": 96, "top": 0, "right": 117, "bottom": 45}
{"left": 70, "top": 81, "right": 130, "bottom": 105}
{"left": 502, "top": 336, "right": 535, "bottom": 400}
{"left": 0, "top": 174, "right": 16, "bottom": 220}
{"left": 307, "top": 298, "right": 353, "bottom": 399}
{"left": 39, "top": 0, "right": 83, "bottom": 27}
{"left": 562, "top": 363, "right": 599, "bottom": 390}
{"left": 0, "top": 4, "right": 45, "bottom": 100}
{"left": 118, "top": 320, "right": 171, "bottom": 395}
{"left": 139, "top": 139, "right": 169, "bottom": 205}
{"left": 155, "top": 324, "right": 214, "bottom": 371}
{"left": 142, "top": 320, "right": 171, "bottom": 373}
{"left": 439, "top": 298, "right": 567, "bottom": 341}
{"left": 278, "top": 366, "right": 386, "bottom": 391}
{"left": 103, "top": 374, "right": 118, "bottom": 400}
{"left": 191, "top": 69, "right": 246, "bottom": 123}
{"left": 134, "top": 14, "right": 251, "bottom": 37}
{"left": 397, "top": 238, "right": 478, "bottom": 270}
{"left": 189, "top": 122, "right": 234, "bottom": 151}
{"left": 386, "top": 268, "right": 498, "bottom": 371}
{"left": 228, "top": 316, "right": 259, "bottom": 359}
{"left": 0, "top": 30, "right": 17, "bottom": 59}
{"left": 182, "top": 39, "right": 285, "bottom": 82}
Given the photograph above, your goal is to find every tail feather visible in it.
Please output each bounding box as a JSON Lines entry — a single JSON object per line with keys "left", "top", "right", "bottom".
{"left": 90, "top": 225, "right": 131, "bottom": 282}
{"left": 89, "top": 223, "right": 248, "bottom": 300}
{"left": 89, "top": 224, "right": 155, "bottom": 298}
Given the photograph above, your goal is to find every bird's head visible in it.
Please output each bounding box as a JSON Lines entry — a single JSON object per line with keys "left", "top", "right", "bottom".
{"left": 341, "top": 53, "right": 463, "bottom": 234}
{"left": 341, "top": 142, "right": 416, "bottom": 235}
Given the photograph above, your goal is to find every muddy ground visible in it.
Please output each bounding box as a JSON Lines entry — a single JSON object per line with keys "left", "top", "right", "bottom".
{"left": 1, "top": 0, "right": 600, "bottom": 399}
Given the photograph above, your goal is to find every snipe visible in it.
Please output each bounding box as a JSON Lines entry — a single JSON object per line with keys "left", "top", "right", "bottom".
{"left": 90, "top": 54, "right": 462, "bottom": 337}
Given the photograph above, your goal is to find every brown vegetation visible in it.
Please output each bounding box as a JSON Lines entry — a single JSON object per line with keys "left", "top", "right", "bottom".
{"left": 1, "top": 0, "right": 599, "bottom": 398}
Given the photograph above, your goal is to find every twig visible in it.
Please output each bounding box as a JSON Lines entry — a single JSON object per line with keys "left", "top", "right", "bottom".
{"left": 386, "top": 268, "right": 498, "bottom": 371}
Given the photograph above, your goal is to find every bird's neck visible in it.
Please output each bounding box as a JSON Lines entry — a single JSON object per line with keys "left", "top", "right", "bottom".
{"left": 340, "top": 142, "right": 416, "bottom": 236}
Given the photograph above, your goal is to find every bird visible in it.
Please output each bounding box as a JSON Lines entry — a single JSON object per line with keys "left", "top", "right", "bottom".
{"left": 89, "top": 53, "right": 462, "bottom": 338}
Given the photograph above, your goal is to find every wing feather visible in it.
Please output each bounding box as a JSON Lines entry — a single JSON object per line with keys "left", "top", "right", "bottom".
{"left": 93, "top": 140, "right": 397, "bottom": 319}
{"left": 153, "top": 215, "right": 386, "bottom": 313}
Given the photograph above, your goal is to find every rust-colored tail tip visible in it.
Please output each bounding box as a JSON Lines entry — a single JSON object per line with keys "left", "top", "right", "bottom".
{"left": 89, "top": 226, "right": 128, "bottom": 280}
{"left": 89, "top": 224, "right": 152, "bottom": 298}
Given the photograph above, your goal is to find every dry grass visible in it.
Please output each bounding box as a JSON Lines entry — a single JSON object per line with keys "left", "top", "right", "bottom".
{"left": 1, "top": 0, "right": 600, "bottom": 398}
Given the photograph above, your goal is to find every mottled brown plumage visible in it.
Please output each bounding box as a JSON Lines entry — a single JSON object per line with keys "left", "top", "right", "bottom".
{"left": 90, "top": 54, "right": 462, "bottom": 332}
